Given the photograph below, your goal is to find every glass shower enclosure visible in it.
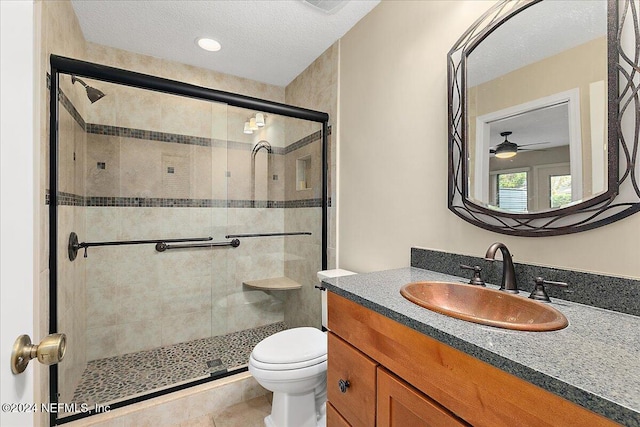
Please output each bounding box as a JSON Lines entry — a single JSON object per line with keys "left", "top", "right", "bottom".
{"left": 49, "top": 55, "right": 328, "bottom": 424}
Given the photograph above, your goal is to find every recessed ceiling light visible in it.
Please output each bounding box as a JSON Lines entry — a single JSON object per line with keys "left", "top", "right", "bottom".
{"left": 196, "top": 37, "right": 221, "bottom": 52}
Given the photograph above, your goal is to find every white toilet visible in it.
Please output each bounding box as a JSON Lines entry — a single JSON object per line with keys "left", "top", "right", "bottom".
{"left": 249, "top": 269, "right": 356, "bottom": 427}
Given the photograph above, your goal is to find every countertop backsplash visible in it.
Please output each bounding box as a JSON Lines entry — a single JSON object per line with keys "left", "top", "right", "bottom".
{"left": 411, "top": 247, "right": 640, "bottom": 317}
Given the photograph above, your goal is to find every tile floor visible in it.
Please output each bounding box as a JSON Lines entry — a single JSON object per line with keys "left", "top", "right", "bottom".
{"left": 72, "top": 322, "right": 287, "bottom": 406}
{"left": 172, "top": 395, "right": 272, "bottom": 427}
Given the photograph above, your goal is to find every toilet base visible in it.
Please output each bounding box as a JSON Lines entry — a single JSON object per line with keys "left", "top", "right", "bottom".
{"left": 263, "top": 391, "right": 326, "bottom": 427}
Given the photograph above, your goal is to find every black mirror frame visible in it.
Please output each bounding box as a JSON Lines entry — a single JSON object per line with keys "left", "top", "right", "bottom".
{"left": 448, "top": 0, "right": 640, "bottom": 237}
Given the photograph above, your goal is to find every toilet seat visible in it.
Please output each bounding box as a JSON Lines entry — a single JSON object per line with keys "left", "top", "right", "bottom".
{"left": 250, "top": 353, "right": 327, "bottom": 371}
{"left": 251, "top": 327, "right": 327, "bottom": 369}
{"left": 249, "top": 359, "right": 327, "bottom": 383}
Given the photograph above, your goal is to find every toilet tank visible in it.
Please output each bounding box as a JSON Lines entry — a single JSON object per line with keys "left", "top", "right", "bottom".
{"left": 317, "top": 269, "right": 357, "bottom": 329}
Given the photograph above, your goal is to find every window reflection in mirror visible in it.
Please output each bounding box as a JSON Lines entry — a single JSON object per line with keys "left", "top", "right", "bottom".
{"left": 465, "top": 0, "right": 608, "bottom": 213}
{"left": 550, "top": 174, "right": 572, "bottom": 208}
{"left": 492, "top": 170, "right": 528, "bottom": 212}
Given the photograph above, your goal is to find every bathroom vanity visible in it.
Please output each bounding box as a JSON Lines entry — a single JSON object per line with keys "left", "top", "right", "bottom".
{"left": 323, "top": 268, "right": 640, "bottom": 426}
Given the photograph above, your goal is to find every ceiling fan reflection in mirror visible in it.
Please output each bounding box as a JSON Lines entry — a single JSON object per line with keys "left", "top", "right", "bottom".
{"left": 490, "top": 131, "right": 548, "bottom": 159}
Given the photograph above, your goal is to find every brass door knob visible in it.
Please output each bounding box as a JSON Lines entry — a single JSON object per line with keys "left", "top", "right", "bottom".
{"left": 11, "top": 333, "right": 66, "bottom": 374}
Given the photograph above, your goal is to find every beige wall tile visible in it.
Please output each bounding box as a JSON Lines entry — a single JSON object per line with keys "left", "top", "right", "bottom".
{"left": 226, "top": 296, "right": 284, "bottom": 334}
{"left": 116, "top": 319, "right": 162, "bottom": 355}
{"left": 87, "top": 286, "right": 118, "bottom": 328}
{"left": 161, "top": 279, "right": 212, "bottom": 317}
{"left": 116, "top": 290, "right": 163, "bottom": 324}
{"left": 161, "top": 310, "right": 212, "bottom": 346}
{"left": 86, "top": 134, "right": 120, "bottom": 197}
{"left": 226, "top": 148, "right": 253, "bottom": 200}
{"left": 86, "top": 207, "right": 120, "bottom": 241}
{"left": 116, "top": 245, "right": 161, "bottom": 286}
{"left": 87, "top": 325, "right": 119, "bottom": 360}
{"left": 86, "top": 247, "right": 120, "bottom": 289}
{"left": 227, "top": 208, "right": 284, "bottom": 235}
{"left": 118, "top": 208, "right": 164, "bottom": 240}
{"left": 58, "top": 108, "right": 76, "bottom": 194}
{"left": 192, "top": 146, "right": 214, "bottom": 200}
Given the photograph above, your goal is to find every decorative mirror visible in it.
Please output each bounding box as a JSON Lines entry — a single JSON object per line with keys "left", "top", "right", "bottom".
{"left": 448, "top": 0, "right": 640, "bottom": 236}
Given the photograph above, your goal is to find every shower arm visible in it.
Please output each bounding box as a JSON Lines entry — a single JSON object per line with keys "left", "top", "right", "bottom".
{"left": 72, "top": 76, "right": 88, "bottom": 88}
{"left": 68, "top": 232, "right": 212, "bottom": 260}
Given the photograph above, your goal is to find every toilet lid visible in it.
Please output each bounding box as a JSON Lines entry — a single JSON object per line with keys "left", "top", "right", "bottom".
{"left": 252, "top": 327, "right": 327, "bottom": 365}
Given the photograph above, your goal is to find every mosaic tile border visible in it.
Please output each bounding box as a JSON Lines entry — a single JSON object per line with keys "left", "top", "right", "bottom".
{"left": 51, "top": 73, "right": 327, "bottom": 210}
{"left": 71, "top": 322, "right": 288, "bottom": 407}
{"left": 83, "top": 123, "right": 323, "bottom": 153}
{"left": 411, "top": 247, "right": 640, "bottom": 316}
{"left": 284, "top": 130, "right": 323, "bottom": 154}
{"left": 53, "top": 72, "right": 325, "bottom": 155}
{"left": 59, "top": 91, "right": 86, "bottom": 130}
{"left": 56, "top": 191, "right": 84, "bottom": 206}
{"left": 49, "top": 191, "right": 323, "bottom": 209}
{"left": 86, "top": 123, "right": 222, "bottom": 147}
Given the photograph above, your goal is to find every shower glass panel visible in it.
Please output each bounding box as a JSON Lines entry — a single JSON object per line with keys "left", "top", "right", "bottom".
{"left": 52, "top": 65, "right": 326, "bottom": 423}
{"left": 55, "top": 74, "right": 231, "bottom": 418}
{"left": 223, "top": 106, "right": 324, "bottom": 330}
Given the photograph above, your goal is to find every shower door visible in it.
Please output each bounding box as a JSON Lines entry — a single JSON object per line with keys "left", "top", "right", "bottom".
{"left": 50, "top": 56, "right": 329, "bottom": 425}
{"left": 53, "top": 73, "right": 233, "bottom": 420}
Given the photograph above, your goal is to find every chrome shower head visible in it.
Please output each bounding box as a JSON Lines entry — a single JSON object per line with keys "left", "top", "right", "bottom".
{"left": 71, "top": 75, "right": 106, "bottom": 104}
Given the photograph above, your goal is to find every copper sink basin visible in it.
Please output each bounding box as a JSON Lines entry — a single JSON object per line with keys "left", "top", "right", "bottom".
{"left": 400, "top": 281, "right": 568, "bottom": 331}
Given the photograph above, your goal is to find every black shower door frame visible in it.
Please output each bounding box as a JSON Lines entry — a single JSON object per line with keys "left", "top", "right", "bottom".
{"left": 49, "top": 54, "right": 329, "bottom": 425}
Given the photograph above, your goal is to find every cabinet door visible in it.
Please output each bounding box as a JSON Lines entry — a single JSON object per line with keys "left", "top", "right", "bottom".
{"left": 377, "top": 368, "right": 469, "bottom": 427}
{"left": 328, "top": 332, "right": 378, "bottom": 427}
{"left": 327, "top": 402, "right": 351, "bottom": 427}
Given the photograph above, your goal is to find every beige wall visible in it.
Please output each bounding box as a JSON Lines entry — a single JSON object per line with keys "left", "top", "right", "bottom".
{"left": 338, "top": 0, "right": 640, "bottom": 280}
{"left": 284, "top": 43, "right": 339, "bottom": 328}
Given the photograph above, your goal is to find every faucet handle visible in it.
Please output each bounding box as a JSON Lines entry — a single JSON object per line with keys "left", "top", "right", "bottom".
{"left": 460, "top": 264, "right": 485, "bottom": 286}
{"left": 528, "top": 277, "right": 569, "bottom": 302}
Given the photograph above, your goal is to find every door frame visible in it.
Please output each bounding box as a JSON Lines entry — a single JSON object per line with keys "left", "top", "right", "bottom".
{"left": 1, "top": 1, "right": 37, "bottom": 427}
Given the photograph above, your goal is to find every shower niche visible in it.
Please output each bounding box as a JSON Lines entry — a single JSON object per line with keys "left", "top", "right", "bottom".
{"left": 49, "top": 56, "right": 328, "bottom": 424}
{"left": 297, "top": 155, "right": 313, "bottom": 191}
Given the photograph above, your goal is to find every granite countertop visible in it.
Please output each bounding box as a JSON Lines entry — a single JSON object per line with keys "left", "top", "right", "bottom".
{"left": 322, "top": 267, "right": 640, "bottom": 427}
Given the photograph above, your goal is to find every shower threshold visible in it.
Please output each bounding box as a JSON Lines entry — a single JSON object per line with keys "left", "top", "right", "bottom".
{"left": 71, "top": 321, "right": 287, "bottom": 407}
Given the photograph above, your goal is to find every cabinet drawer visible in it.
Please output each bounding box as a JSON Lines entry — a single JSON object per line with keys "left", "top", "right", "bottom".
{"left": 377, "top": 367, "right": 470, "bottom": 427}
{"left": 328, "top": 332, "right": 378, "bottom": 427}
{"left": 327, "top": 402, "right": 351, "bottom": 427}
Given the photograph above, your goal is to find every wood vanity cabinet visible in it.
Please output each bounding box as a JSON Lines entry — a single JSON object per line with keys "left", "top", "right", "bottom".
{"left": 327, "top": 292, "right": 619, "bottom": 427}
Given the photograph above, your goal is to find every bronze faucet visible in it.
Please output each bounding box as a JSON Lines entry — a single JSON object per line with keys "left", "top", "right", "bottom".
{"left": 485, "top": 242, "right": 518, "bottom": 293}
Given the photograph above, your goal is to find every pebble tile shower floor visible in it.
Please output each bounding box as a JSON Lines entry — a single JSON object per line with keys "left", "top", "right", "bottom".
{"left": 72, "top": 322, "right": 287, "bottom": 406}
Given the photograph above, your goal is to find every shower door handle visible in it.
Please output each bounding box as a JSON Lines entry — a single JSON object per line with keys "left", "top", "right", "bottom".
{"left": 155, "top": 239, "right": 240, "bottom": 251}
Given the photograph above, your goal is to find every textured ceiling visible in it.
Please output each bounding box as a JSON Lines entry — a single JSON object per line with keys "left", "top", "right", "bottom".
{"left": 71, "top": 0, "right": 380, "bottom": 87}
{"left": 468, "top": 0, "right": 607, "bottom": 87}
